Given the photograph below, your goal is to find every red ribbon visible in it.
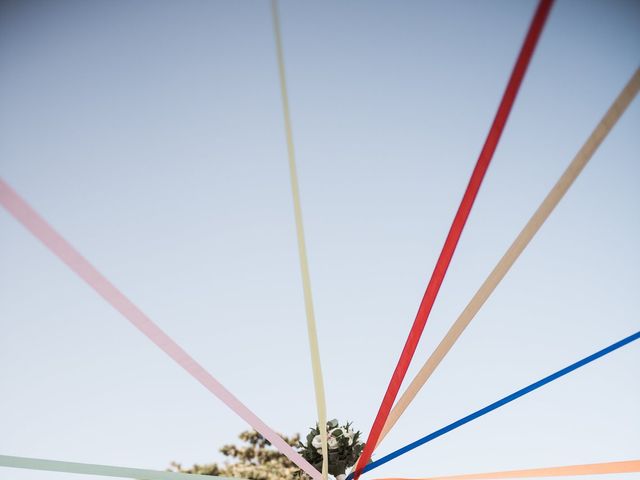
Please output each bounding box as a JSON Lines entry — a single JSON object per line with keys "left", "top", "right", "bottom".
{"left": 354, "top": 1, "right": 554, "bottom": 477}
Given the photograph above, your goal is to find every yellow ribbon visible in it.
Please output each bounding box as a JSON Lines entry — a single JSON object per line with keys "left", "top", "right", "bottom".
{"left": 376, "top": 67, "right": 640, "bottom": 448}
{"left": 271, "top": 1, "right": 328, "bottom": 478}
{"left": 373, "top": 459, "right": 640, "bottom": 480}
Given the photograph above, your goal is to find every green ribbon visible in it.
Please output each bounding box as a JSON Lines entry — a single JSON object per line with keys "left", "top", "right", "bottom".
{"left": 0, "top": 454, "right": 242, "bottom": 480}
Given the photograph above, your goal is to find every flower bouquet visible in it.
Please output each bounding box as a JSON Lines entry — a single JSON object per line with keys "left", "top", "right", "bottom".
{"left": 298, "top": 419, "right": 364, "bottom": 480}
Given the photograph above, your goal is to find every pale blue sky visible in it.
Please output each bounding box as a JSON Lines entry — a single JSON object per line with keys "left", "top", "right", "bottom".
{"left": 1, "top": 1, "right": 639, "bottom": 479}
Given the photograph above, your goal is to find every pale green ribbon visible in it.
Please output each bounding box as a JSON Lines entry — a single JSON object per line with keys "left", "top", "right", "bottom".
{"left": 0, "top": 454, "right": 242, "bottom": 480}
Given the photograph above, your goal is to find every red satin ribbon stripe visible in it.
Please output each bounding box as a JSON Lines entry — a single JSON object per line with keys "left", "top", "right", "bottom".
{"left": 354, "top": 1, "right": 554, "bottom": 477}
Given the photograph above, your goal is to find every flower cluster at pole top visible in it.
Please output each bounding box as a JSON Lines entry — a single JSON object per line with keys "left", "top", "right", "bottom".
{"left": 298, "top": 419, "right": 364, "bottom": 477}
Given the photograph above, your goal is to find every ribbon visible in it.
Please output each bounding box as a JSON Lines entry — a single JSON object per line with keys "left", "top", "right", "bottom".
{"left": 354, "top": 1, "right": 554, "bottom": 476}
{"left": 376, "top": 66, "right": 640, "bottom": 446}
{"left": 0, "top": 454, "right": 241, "bottom": 480}
{"left": 271, "top": 1, "right": 329, "bottom": 478}
{"left": 373, "top": 459, "right": 640, "bottom": 480}
{"left": 0, "top": 178, "right": 321, "bottom": 480}
{"left": 349, "top": 330, "right": 640, "bottom": 477}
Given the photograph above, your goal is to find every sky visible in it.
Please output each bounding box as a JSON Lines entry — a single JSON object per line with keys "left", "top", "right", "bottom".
{"left": 1, "top": 1, "right": 639, "bottom": 479}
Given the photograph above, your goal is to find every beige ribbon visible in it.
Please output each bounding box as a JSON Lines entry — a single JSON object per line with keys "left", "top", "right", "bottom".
{"left": 373, "top": 459, "right": 640, "bottom": 480}
{"left": 376, "top": 67, "right": 640, "bottom": 447}
{"left": 271, "top": 1, "right": 329, "bottom": 478}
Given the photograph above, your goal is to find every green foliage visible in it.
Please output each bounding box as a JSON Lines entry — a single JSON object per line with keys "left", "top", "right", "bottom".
{"left": 169, "top": 421, "right": 364, "bottom": 479}
{"left": 169, "top": 430, "right": 303, "bottom": 480}
{"left": 298, "top": 420, "right": 364, "bottom": 477}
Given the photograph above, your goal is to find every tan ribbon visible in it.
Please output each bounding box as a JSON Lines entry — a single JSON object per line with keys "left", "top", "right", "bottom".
{"left": 271, "top": 1, "right": 329, "bottom": 478}
{"left": 373, "top": 459, "right": 640, "bottom": 480}
{"left": 377, "top": 67, "right": 640, "bottom": 447}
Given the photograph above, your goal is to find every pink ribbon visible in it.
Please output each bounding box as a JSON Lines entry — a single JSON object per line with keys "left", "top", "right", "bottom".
{"left": 0, "top": 178, "right": 320, "bottom": 480}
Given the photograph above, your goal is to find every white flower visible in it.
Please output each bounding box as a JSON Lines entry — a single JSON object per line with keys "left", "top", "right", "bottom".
{"left": 345, "top": 431, "right": 355, "bottom": 446}
{"left": 327, "top": 436, "right": 339, "bottom": 450}
{"left": 311, "top": 435, "right": 323, "bottom": 449}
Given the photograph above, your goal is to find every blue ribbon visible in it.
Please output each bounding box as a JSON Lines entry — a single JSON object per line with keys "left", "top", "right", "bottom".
{"left": 349, "top": 330, "right": 640, "bottom": 478}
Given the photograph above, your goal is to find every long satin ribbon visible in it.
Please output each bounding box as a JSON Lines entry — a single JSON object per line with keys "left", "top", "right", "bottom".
{"left": 0, "top": 179, "right": 321, "bottom": 480}
{"left": 373, "top": 460, "right": 640, "bottom": 480}
{"left": 349, "top": 330, "right": 640, "bottom": 477}
{"left": 354, "top": 1, "right": 554, "bottom": 477}
{"left": 271, "top": 1, "right": 328, "bottom": 478}
{"left": 0, "top": 454, "right": 240, "bottom": 480}
{"left": 376, "top": 66, "right": 640, "bottom": 447}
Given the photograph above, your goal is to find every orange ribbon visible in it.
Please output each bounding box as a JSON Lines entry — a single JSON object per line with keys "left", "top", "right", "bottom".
{"left": 374, "top": 459, "right": 640, "bottom": 480}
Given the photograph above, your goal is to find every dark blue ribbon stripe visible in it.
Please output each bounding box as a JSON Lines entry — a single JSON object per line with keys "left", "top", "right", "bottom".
{"left": 348, "top": 330, "right": 640, "bottom": 478}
